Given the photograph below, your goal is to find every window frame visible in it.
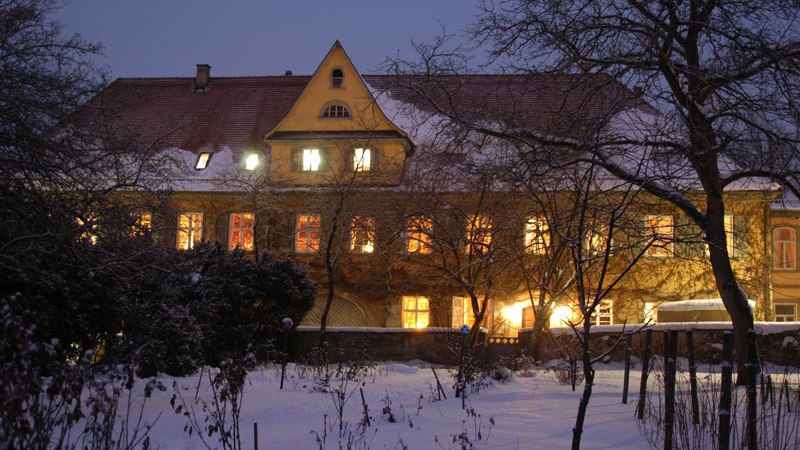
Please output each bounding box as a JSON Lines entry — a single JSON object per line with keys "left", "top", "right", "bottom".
{"left": 330, "top": 67, "right": 344, "bottom": 88}
{"left": 467, "top": 214, "right": 492, "bottom": 255}
{"left": 320, "top": 101, "right": 351, "bottom": 118}
{"left": 195, "top": 152, "right": 212, "bottom": 170}
{"left": 406, "top": 215, "right": 433, "bottom": 255}
{"left": 228, "top": 212, "right": 255, "bottom": 251}
{"left": 402, "top": 295, "right": 430, "bottom": 329}
{"left": 294, "top": 213, "right": 321, "bottom": 254}
{"left": 645, "top": 214, "right": 674, "bottom": 257}
{"left": 177, "top": 212, "right": 203, "bottom": 250}
{"left": 291, "top": 148, "right": 329, "bottom": 172}
{"left": 774, "top": 227, "right": 797, "bottom": 271}
{"left": 353, "top": 147, "right": 374, "bottom": 172}
{"left": 592, "top": 299, "right": 614, "bottom": 326}
{"left": 350, "top": 215, "right": 376, "bottom": 254}
{"left": 775, "top": 303, "right": 797, "bottom": 322}
{"left": 524, "top": 216, "right": 550, "bottom": 254}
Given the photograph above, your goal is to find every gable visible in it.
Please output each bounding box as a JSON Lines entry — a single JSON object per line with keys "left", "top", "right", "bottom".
{"left": 266, "top": 41, "right": 402, "bottom": 138}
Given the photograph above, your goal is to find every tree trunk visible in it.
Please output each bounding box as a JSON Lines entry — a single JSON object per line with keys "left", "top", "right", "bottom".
{"left": 571, "top": 325, "right": 594, "bottom": 450}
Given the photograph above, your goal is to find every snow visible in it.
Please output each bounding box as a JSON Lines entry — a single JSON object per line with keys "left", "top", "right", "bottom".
{"left": 133, "top": 362, "right": 652, "bottom": 449}
{"left": 546, "top": 321, "right": 800, "bottom": 335}
{"left": 655, "top": 298, "right": 756, "bottom": 312}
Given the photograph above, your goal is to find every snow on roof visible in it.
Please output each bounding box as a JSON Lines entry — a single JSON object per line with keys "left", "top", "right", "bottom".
{"left": 656, "top": 298, "right": 756, "bottom": 312}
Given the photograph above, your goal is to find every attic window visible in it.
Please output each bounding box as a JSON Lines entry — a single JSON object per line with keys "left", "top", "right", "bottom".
{"left": 245, "top": 153, "right": 260, "bottom": 170}
{"left": 195, "top": 152, "right": 212, "bottom": 170}
{"left": 331, "top": 68, "right": 344, "bottom": 87}
{"left": 321, "top": 102, "right": 351, "bottom": 118}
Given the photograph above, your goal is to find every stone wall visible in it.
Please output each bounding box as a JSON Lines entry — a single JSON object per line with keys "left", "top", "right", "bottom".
{"left": 519, "top": 322, "right": 800, "bottom": 366}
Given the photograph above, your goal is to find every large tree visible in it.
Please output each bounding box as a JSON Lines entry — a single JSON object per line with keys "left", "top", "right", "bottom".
{"left": 390, "top": 0, "right": 800, "bottom": 379}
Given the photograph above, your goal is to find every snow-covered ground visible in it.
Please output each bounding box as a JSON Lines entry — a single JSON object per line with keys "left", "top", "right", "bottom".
{"left": 138, "top": 361, "right": 654, "bottom": 449}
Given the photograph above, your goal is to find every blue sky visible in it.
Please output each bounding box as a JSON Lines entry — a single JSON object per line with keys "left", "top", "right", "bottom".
{"left": 55, "top": 0, "right": 477, "bottom": 79}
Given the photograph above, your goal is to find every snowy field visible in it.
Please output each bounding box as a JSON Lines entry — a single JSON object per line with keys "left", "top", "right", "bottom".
{"left": 138, "top": 361, "right": 655, "bottom": 449}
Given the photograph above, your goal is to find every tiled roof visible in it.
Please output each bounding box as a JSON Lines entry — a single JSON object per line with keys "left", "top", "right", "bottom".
{"left": 80, "top": 72, "right": 655, "bottom": 154}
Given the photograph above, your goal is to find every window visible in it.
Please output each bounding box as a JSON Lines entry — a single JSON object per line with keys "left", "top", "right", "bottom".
{"left": 402, "top": 296, "right": 430, "bottom": 329}
{"left": 775, "top": 304, "right": 797, "bottom": 322}
{"left": 132, "top": 212, "right": 151, "bottom": 236}
{"left": 76, "top": 214, "right": 99, "bottom": 244}
{"left": 646, "top": 215, "right": 673, "bottom": 256}
{"left": 353, "top": 148, "right": 372, "bottom": 171}
{"left": 295, "top": 214, "right": 320, "bottom": 253}
{"left": 321, "top": 102, "right": 350, "bottom": 118}
{"left": 291, "top": 148, "right": 325, "bottom": 172}
{"left": 524, "top": 217, "right": 550, "bottom": 254}
{"left": 195, "top": 152, "right": 212, "bottom": 170}
{"left": 350, "top": 216, "right": 375, "bottom": 254}
{"left": 644, "top": 302, "right": 657, "bottom": 324}
{"left": 775, "top": 227, "right": 797, "bottom": 270}
{"left": 407, "top": 215, "right": 433, "bottom": 254}
{"left": 452, "top": 296, "right": 476, "bottom": 328}
{"left": 229, "top": 213, "right": 254, "bottom": 251}
{"left": 177, "top": 213, "right": 203, "bottom": 250}
{"left": 467, "top": 215, "right": 492, "bottom": 254}
{"left": 584, "top": 224, "right": 610, "bottom": 255}
{"left": 592, "top": 300, "right": 614, "bottom": 325}
{"left": 331, "top": 68, "right": 344, "bottom": 87}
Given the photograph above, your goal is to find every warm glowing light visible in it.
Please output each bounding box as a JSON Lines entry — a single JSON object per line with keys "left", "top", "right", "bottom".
{"left": 303, "top": 149, "right": 321, "bottom": 171}
{"left": 500, "top": 301, "right": 529, "bottom": 328}
{"left": 550, "top": 305, "right": 574, "bottom": 328}
{"left": 245, "top": 153, "right": 260, "bottom": 170}
{"left": 354, "top": 148, "right": 371, "bottom": 171}
{"left": 195, "top": 152, "right": 212, "bottom": 170}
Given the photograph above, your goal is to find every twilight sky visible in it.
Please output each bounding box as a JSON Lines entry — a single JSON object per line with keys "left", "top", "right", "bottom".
{"left": 55, "top": 0, "right": 477, "bottom": 79}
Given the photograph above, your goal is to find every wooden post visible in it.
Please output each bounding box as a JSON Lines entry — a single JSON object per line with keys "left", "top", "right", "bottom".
{"left": 664, "top": 330, "right": 678, "bottom": 450}
{"left": 636, "top": 329, "right": 653, "bottom": 420}
{"left": 622, "top": 334, "right": 632, "bottom": 404}
{"left": 431, "top": 368, "right": 447, "bottom": 400}
{"left": 687, "top": 330, "right": 700, "bottom": 425}
{"left": 719, "top": 331, "right": 733, "bottom": 450}
{"left": 746, "top": 329, "right": 758, "bottom": 450}
{"left": 359, "top": 387, "right": 371, "bottom": 427}
{"left": 253, "top": 422, "right": 258, "bottom": 450}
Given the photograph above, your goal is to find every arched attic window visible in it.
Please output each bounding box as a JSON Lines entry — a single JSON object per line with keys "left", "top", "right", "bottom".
{"left": 320, "top": 101, "right": 351, "bottom": 118}
{"left": 331, "top": 68, "right": 344, "bottom": 87}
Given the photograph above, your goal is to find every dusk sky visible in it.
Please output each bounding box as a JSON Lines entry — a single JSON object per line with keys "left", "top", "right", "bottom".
{"left": 55, "top": 0, "right": 477, "bottom": 79}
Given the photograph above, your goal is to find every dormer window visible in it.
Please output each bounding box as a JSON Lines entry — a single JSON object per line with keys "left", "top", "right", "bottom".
{"left": 331, "top": 68, "right": 344, "bottom": 87}
{"left": 245, "top": 153, "right": 260, "bottom": 171}
{"left": 195, "top": 152, "right": 212, "bottom": 170}
{"left": 321, "top": 102, "right": 351, "bottom": 118}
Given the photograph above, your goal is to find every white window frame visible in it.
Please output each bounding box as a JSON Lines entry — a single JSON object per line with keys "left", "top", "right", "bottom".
{"left": 177, "top": 212, "right": 203, "bottom": 250}
{"left": 592, "top": 300, "right": 614, "bottom": 326}
{"left": 774, "top": 227, "right": 797, "bottom": 270}
{"left": 303, "top": 149, "right": 321, "bottom": 172}
{"left": 775, "top": 303, "right": 797, "bottom": 322}
{"left": 402, "top": 296, "right": 430, "bottom": 329}
{"left": 353, "top": 148, "right": 371, "bottom": 172}
{"left": 229, "top": 213, "right": 255, "bottom": 251}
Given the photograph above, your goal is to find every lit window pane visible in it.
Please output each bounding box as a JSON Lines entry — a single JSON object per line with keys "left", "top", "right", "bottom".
{"left": 524, "top": 217, "right": 550, "bottom": 254}
{"left": 402, "top": 295, "right": 430, "bottom": 329}
{"left": 467, "top": 215, "right": 492, "bottom": 254}
{"left": 229, "top": 213, "right": 254, "bottom": 251}
{"left": 303, "top": 149, "right": 321, "bottom": 171}
{"left": 245, "top": 153, "right": 259, "bottom": 170}
{"left": 350, "top": 216, "right": 375, "bottom": 254}
{"left": 177, "top": 213, "right": 203, "bottom": 250}
{"left": 295, "top": 214, "right": 321, "bottom": 253}
{"left": 645, "top": 215, "right": 673, "bottom": 256}
{"left": 354, "top": 148, "right": 371, "bottom": 171}
{"left": 195, "top": 152, "right": 212, "bottom": 170}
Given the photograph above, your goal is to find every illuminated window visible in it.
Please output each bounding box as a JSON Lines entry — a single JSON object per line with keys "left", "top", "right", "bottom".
{"left": 321, "top": 102, "right": 350, "bottom": 118}
{"left": 229, "top": 213, "right": 254, "bottom": 251}
{"left": 407, "top": 215, "right": 433, "bottom": 254}
{"left": 195, "top": 152, "right": 212, "bottom": 170}
{"left": 402, "top": 296, "right": 430, "bottom": 329}
{"left": 467, "top": 215, "right": 492, "bottom": 254}
{"left": 775, "top": 304, "right": 797, "bottom": 322}
{"left": 76, "top": 214, "right": 99, "bottom": 244}
{"left": 584, "top": 224, "right": 610, "bottom": 255}
{"left": 177, "top": 213, "right": 203, "bottom": 250}
{"left": 451, "top": 296, "right": 476, "bottom": 328}
{"left": 524, "top": 217, "right": 550, "bottom": 254}
{"left": 303, "top": 149, "right": 321, "bottom": 171}
{"left": 644, "top": 302, "right": 657, "bottom": 324}
{"left": 706, "top": 215, "right": 735, "bottom": 256}
{"left": 350, "top": 216, "right": 375, "bottom": 254}
{"left": 592, "top": 300, "right": 614, "bottom": 325}
{"left": 132, "top": 212, "right": 151, "bottom": 236}
{"left": 245, "top": 153, "right": 260, "bottom": 171}
{"left": 774, "top": 227, "right": 796, "bottom": 270}
{"left": 645, "top": 215, "right": 673, "bottom": 257}
{"left": 295, "top": 214, "right": 320, "bottom": 253}
{"left": 353, "top": 148, "right": 371, "bottom": 171}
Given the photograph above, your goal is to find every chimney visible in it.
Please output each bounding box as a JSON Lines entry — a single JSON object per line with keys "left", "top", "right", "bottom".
{"left": 195, "top": 64, "right": 211, "bottom": 91}
{"left": 284, "top": 70, "right": 293, "bottom": 76}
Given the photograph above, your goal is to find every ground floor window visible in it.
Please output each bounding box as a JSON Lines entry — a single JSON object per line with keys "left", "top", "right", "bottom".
{"left": 644, "top": 302, "right": 657, "bottom": 324}
{"left": 177, "top": 212, "right": 203, "bottom": 250}
{"left": 402, "top": 296, "right": 429, "bottom": 329}
{"left": 592, "top": 299, "right": 614, "bottom": 325}
{"left": 229, "top": 213, "right": 254, "bottom": 251}
{"left": 775, "top": 303, "right": 797, "bottom": 322}
{"left": 295, "top": 214, "right": 320, "bottom": 253}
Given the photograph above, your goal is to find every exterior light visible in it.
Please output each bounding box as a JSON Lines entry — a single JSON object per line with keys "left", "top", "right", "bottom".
{"left": 245, "top": 153, "right": 260, "bottom": 171}
{"left": 195, "top": 152, "right": 212, "bottom": 170}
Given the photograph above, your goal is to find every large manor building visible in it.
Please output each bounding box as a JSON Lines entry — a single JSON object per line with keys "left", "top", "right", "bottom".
{"left": 87, "top": 42, "right": 799, "bottom": 337}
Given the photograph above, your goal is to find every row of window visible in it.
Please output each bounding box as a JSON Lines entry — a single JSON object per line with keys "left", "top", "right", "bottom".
{"left": 290, "top": 147, "right": 377, "bottom": 173}
{"left": 173, "top": 212, "right": 750, "bottom": 258}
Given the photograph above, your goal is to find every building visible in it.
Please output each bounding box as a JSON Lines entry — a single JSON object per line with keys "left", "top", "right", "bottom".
{"left": 85, "top": 42, "right": 787, "bottom": 338}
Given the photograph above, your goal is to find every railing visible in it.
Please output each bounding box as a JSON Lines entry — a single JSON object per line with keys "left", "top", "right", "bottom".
{"left": 487, "top": 336, "right": 519, "bottom": 345}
